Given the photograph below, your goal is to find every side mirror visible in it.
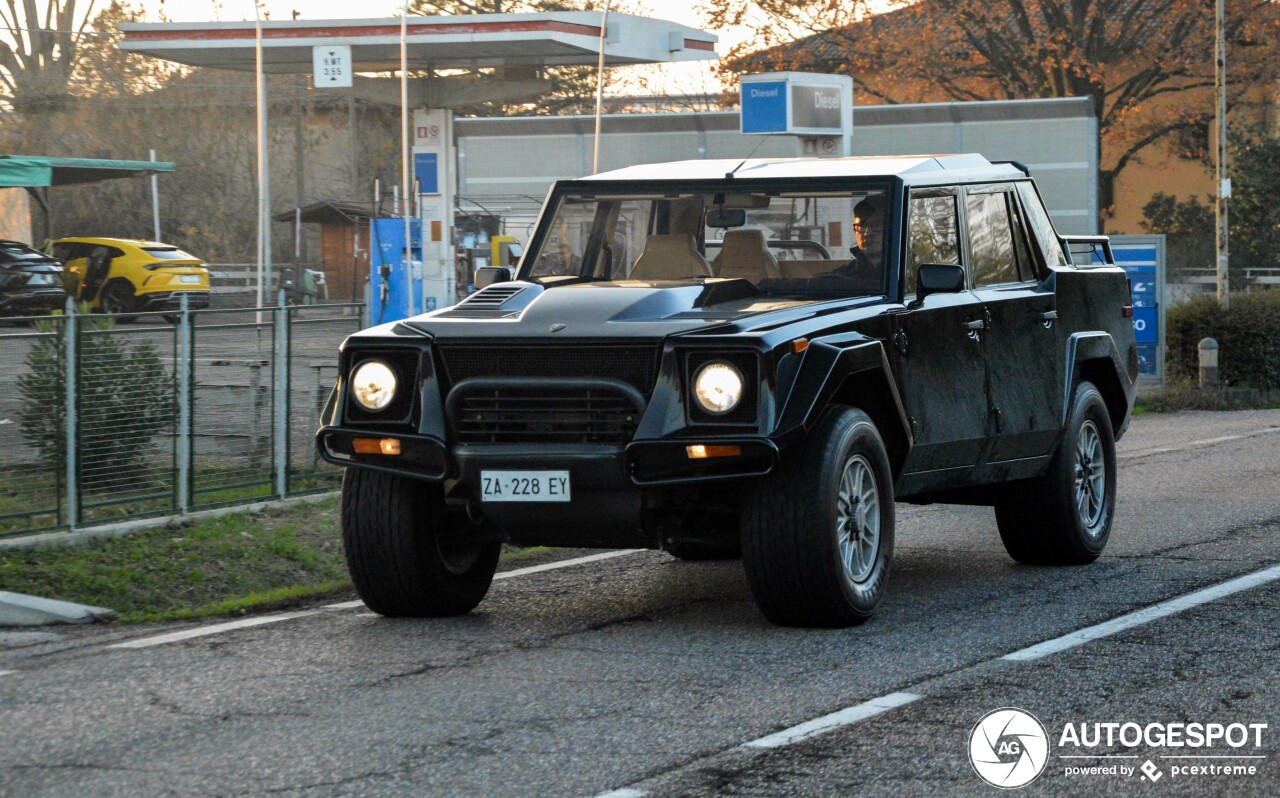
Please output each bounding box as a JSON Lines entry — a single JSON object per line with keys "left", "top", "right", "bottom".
{"left": 912, "top": 263, "right": 965, "bottom": 306}
{"left": 474, "top": 266, "right": 514, "bottom": 290}
{"left": 704, "top": 208, "right": 747, "bottom": 229}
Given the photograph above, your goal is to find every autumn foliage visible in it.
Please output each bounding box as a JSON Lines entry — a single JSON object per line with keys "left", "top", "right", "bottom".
{"left": 702, "top": 0, "right": 1280, "bottom": 224}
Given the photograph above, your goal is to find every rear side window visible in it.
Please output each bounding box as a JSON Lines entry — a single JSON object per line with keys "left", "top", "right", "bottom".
{"left": 906, "top": 193, "right": 960, "bottom": 296}
{"left": 966, "top": 191, "right": 1019, "bottom": 286}
{"left": 1014, "top": 182, "right": 1068, "bottom": 268}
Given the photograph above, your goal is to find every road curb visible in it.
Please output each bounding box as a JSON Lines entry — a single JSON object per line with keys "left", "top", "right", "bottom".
{"left": 0, "top": 591, "right": 116, "bottom": 627}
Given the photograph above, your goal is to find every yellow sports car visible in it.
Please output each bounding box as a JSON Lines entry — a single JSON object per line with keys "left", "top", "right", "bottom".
{"left": 44, "top": 237, "right": 210, "bottom": 320}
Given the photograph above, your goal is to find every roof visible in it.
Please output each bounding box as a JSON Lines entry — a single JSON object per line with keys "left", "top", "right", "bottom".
{"left": 0, "top": 155, "right": 175, "bottom": 188}
{"left": 48, "top": 237, "right": 181, "bottom": 249}
{"left": 119, "top": 12, "right": 717, "bottom": 73}
{"left": 580, "top": 153, "right": 1025, "bottom": 184}
{"left": 271, "top": 200, "right": 395, "bottom": 224}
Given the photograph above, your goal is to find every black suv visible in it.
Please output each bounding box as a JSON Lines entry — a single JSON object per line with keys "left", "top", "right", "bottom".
{"left": 0, "top": 240, "right": 67, "bottom": 316}
{"left": 318, "top": 154, "right": 1137, "bottom": 628}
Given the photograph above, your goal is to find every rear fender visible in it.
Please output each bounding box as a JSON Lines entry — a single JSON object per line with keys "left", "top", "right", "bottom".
{"left": 1064, "top": 332, "right": 1135, "bottom": 439}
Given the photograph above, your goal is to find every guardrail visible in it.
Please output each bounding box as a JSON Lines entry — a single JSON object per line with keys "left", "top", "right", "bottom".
{"left": 1173, "top": 267, "right": 1280, "bottom": 286}
{"left": 0, "top": 297, "right": 365, "bottom": 539}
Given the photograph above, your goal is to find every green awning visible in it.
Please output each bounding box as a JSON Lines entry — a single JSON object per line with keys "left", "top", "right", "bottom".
{"left": 0, "top": 154, "right": 175, "bottom": 188}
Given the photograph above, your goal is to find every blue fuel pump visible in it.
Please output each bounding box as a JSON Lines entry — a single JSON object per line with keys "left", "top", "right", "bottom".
{"left": 369, "top": 218, "right": 424, "bottom": 325}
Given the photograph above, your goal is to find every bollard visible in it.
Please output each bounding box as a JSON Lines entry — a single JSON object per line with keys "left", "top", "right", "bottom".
{"left": 1198, "top": 337, "right": 1220, "bottom": 388}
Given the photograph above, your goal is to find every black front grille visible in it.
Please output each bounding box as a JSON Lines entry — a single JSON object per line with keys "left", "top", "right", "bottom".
{"left": 450, "top": 381, "right": 643, "bottom": 444}
{"left": 436, "top": 344, "right": 661, "bottom": 395}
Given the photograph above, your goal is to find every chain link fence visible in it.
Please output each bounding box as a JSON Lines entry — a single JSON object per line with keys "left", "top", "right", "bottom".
{"left": 0, "top": 298, "right": 365, "bottom": 539}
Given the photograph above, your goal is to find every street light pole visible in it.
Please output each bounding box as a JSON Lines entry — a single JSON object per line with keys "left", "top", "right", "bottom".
{"left": 401, "top": 0, "right": 415, "bottom": 317}
{"left": 592, "top": 0, "right": 612, "bottom": 174}
{"left": 1215, "top": 0, "right": 1230, "bottom": 308}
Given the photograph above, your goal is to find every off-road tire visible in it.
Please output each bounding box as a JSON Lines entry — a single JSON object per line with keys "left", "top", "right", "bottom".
{"left": 742, "top": 406, "right": 895, "bottom": 628}
{"left": 100, "top": 280, "right": 137, "bottom": 323}
{"left": 995, "top": 381, "right": 1116, "bottom": 565}
{"left": 341, "top": 468, "right": 500, "bottom": 617}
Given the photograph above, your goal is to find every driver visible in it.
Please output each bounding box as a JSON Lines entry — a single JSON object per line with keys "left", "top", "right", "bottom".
{"left": 846, "top": 196, "right": 883, "bottom": 271}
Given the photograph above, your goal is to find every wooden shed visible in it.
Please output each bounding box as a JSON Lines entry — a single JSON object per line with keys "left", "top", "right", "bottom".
{"left": 274, "top": 201, "right": 391, "bottom": 301}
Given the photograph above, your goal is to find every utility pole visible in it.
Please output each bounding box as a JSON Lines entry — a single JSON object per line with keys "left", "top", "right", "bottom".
{"left": 1215, "top": 0, "right": 1230, "bottom": 308}
{"left": 593, "top": 0, "right": 612, "bottom": 173}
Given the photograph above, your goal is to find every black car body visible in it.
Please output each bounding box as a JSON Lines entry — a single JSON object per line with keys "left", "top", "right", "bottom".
{"left": 0, "top": 240, "right": 68, "bottom": 316}
{"left": 319, "top": 154, "right": 1137, "bottom": 627}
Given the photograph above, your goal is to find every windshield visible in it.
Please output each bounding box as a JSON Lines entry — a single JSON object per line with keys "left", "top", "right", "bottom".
{"left": 524, "top": 184, "right": 891, "bottom": 297}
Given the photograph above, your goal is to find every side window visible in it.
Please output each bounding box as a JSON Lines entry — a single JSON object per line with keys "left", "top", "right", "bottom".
{"left": 51, "top": 243, "right": 70, "bottom": 262}
{"left": 1014, "top": 182, "right": 1068, "bottom": 268}
{"left": 906, "top": 192, "right": 960, "bottom": 296}
{"left": 966, "top": 191, "right": 1019, "bottom": 286}
{"left": 108, "top": 247, "right": 126, "bottom": 259}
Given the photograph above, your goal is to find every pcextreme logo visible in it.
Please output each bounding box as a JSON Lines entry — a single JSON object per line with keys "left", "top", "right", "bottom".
{"left": 968, "top": 708, "right": 1269, "bottom": 788}
{"left": 968, "top": 708, "right": 1050, "bottom": 789}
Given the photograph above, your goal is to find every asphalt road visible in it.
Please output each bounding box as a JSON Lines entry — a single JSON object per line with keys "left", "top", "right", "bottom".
{"left": 1, "top": 410, "right": 1278, "bottom": 797}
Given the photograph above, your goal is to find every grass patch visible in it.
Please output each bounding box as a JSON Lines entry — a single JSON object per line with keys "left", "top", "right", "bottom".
{"left": 0, "top": 497, "right": 351, "bottom": 623}
{"left": 1144, "top": 379, "right": 1280, "bottom": 413}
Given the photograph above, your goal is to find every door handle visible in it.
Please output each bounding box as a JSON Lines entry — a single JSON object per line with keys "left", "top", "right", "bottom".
{"left": 962, "top": 318, "right": 986, "bottom": 331}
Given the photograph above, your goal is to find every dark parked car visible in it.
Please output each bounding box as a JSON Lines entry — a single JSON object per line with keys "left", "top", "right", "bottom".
{"left": 318, "top": 154, "right": 1137, "bottom": 628}
{"left": 0, "top": 240, "right": 68, "bottom": 316}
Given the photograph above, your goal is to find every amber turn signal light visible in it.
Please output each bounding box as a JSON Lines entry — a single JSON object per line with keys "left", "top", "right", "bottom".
{"left": 793, "top": 338, "right": 809, "bottom": 353}
{"left": 686, "top": 444, "right": 743, "bottom": 459}
{"left": 353, "top": 437, "right": 401, "bottom": 455}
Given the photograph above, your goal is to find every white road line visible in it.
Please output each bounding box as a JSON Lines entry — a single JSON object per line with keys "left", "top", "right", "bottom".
{"left": 107, "top": 611, "right": 320, "bottom": 650}
{"left": 322, "top": 550, "right": 646, "bottom": 611}
{"left": 1120, "top": 427, "right": 1280, "bottom": 460}
{"left": 493, "top": 550, "right": 645, "bottom": 581}
{"left": 740, "top": 692, "right": 923, "bottom": 750}
{"left": 1003, "top": 564, "right": 1280, "bottom": 662}
{"left": 0, "top": 670, "right": 14, "bottom": 678}
{"left": 591, "top": 789, "right": 648, "bottom": 798}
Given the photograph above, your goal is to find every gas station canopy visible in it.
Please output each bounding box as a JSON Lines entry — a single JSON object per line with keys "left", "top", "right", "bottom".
{"left": 119, "top": 12, "right": 718, "bottom": 73}
{"left": 0, "top": 155, "right": 174, "bottom": 188}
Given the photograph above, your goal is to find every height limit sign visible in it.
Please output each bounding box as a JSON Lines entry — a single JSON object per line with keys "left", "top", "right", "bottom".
{"left": 313, "top": 45, "right": 352, "bottom": 88}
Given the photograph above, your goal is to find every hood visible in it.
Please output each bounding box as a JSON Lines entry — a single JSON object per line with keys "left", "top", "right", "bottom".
{"left": 401, "top": 279, "right": 828, "bottom": 341}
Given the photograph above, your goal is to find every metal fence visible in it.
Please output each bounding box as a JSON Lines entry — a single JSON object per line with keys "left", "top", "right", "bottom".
{"left": 0, "top": 298, "right": 365, "bottom": 539}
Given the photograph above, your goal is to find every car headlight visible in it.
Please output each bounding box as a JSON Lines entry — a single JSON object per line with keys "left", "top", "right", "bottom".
{"left": 693, "top": 361, "right": 744, "bottom": 415}
{"left": 350, "top": 360, "right": 398, "bottom": 411}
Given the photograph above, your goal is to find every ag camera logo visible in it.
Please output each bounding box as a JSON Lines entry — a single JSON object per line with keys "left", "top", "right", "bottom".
{"left": 969, "top": 708, "right": 1050, "bottom": 788}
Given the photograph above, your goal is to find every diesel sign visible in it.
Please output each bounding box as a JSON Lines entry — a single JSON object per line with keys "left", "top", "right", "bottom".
{"left": 791, "top": 85, "right": 843, "bottom": 131}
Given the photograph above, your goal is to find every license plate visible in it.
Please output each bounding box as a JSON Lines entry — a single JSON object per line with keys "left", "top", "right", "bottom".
{"left": 480, "top": 470, "right": 571, "bottom": 503}
{"left": 179, "top": 275, "right": 201, "bottom": 284}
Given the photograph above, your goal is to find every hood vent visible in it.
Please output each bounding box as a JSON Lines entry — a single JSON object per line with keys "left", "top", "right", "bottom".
{"left": 462, "top": 284, "right": 525, "bottom": 307}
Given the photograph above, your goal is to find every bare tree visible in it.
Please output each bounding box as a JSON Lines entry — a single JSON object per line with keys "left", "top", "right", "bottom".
{"left": 0, "top": 0, "right": 97, "bottom": 112}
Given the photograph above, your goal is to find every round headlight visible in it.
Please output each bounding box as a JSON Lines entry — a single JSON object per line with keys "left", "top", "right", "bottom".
{"left": 350, "top": 360, "right": 398, "bottom": 411}
{"left": 693, "top": 361, "right": 744, "bottom": 415}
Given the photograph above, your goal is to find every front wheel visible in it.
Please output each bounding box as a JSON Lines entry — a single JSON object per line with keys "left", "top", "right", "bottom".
{"left": 99, "top": 281, "right": 137, "bottom": 322}
{"left": 995, "top": 381, "right": 1116, "bottom": 565}
{"left": 742, "top": 406, "right": 895, "bottom": 628}
{"left": 341, "top": 468, "right": 500, "bottom": 617}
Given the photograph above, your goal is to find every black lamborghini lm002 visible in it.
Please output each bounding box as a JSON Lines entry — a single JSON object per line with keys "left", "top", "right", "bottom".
{"left": 318, "top": 154, "right": 1137, "bottom": 628}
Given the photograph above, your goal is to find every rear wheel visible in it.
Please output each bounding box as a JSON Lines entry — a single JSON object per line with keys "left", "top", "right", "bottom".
{"left": 995, "top": 381, "right": 1116, "bottom": 565}
{"left": 342, "top": 468, "right": 500, "bottom": 617}
{"left": 742, "top": 406, "right": 894, "bottom": 627}
{"left": 100, "top": 280, "right": 137, "bottom": 322}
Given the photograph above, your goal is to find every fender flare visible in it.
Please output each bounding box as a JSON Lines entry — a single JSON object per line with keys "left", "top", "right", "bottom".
{"left": 1063, "top": 331, "right": 1135, "bottom": 435}
{"left": 776, "top": 335, "right": 913, "bottom": 469}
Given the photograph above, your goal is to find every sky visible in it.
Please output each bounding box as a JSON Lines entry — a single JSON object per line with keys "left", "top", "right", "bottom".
{"left": 131, "top": 0, "right": 755, "bottom": 96}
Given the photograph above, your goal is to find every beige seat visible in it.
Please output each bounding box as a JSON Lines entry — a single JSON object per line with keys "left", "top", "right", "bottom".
{"left": 710, "top": 228, "right": 781, "bottom": 282}
{"left": 629, "top": 234, "right": 713, "bottom": 280}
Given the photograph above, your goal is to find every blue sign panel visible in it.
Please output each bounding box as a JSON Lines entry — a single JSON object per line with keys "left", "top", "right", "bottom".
{"left": 741, "top": 81, "right": 788, "bottom": 134}
{"left": 414, "top": 152, "right": 439, "bottom": 195}
{"left": 1112, "top": 242, "right": 1160, "bottom": 376}
{"left": 1132, "top": 305, "right": 1158, "bottom": 345}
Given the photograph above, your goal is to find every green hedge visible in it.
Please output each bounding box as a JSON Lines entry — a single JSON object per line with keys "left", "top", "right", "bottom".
{"left": 1166, "top": 291, "right": 1280, "bottom": 389}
